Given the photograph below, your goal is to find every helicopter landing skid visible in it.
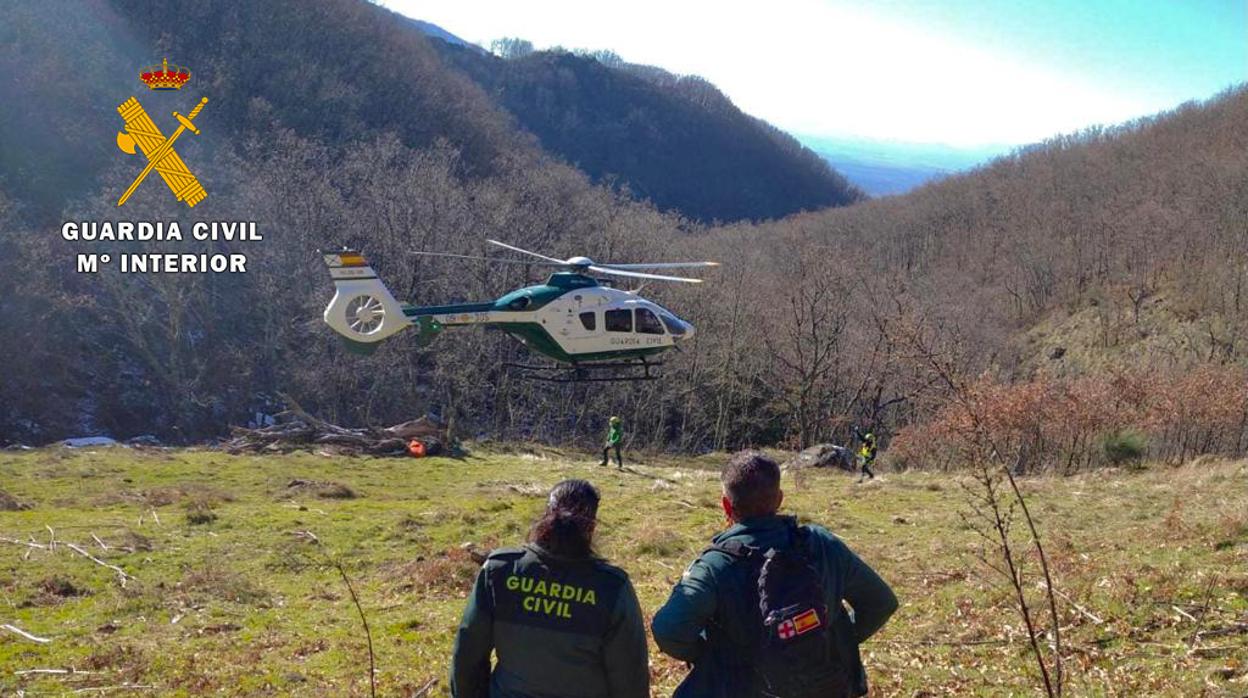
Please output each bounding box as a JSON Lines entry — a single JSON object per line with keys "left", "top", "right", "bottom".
{"left": 504, "top": 358, "right": 663, "bottom": 383}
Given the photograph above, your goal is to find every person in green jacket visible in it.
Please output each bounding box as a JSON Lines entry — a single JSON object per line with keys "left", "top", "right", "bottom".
{"left": 854, "top": 426, "right": 878, "bottom": 482}
{"left": 599, "top": 415, "right": 623, "bottom": 469}
{"left": 451, "top": 479, "right": 649, "bottom": 698}
{"left": 651, "top": 451, "right": 898, "bottom": 698}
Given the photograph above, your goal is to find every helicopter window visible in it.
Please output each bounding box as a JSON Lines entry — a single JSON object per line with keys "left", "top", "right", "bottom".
{"left": 660, "top": 313, "right": 686, "bottom": 336}
{"left": 605, "top": 309, "right": 632, "bottom": 332}
{"left": 507, "top": 296, "right": 531, "bottom": 311}
{"left": 635, "top": 308, "right": 664, "bottom": 334}
{"left": 579, "top": 311, "right": 596, "bottom": 331}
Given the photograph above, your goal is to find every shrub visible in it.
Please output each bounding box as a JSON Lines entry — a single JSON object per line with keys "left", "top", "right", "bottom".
{"left": 184, "top": 499, "right": 218, "bottom": 525}
{"left": 0, "top": 489, "right": 31, "bottom": 510}
{"left": 1102, "top": 429, "right": 1148, "bottom": 466}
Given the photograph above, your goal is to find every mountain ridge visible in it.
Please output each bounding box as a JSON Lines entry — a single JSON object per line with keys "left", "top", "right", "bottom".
{"left": 427, "top": 36, "right": 865, "bottom": 222}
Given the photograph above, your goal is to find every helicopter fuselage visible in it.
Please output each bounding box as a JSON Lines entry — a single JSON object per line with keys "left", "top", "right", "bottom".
{"left": 402, "top": 272, "right": 695, "bottom": 364}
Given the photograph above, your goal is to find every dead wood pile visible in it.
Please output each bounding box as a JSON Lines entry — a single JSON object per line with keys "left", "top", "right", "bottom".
{"left": 224, "top": 396, "right": 446, "bottom": 456}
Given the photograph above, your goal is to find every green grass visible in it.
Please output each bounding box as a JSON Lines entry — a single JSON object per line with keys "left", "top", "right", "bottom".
{"left": 1, "top": 447, "right": 1245, "bottom": 696}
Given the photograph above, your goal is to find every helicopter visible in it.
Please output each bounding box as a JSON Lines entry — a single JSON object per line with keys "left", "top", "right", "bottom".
{"left": 322, "top": 240, "right": 717, "bottom": 382}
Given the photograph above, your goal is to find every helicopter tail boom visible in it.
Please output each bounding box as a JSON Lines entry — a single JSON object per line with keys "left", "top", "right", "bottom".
{"left": 322, "top": 250, "right": 414, "bottom": 353}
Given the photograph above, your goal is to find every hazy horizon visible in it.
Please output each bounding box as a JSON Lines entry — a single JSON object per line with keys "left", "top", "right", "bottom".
{"left": 386, "top": 0, "right": 1246, "bottom": 150}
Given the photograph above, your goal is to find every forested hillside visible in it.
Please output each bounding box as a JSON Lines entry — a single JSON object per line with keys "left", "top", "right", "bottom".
{"left": 671, "top": 87, "right": 1248, "bottom": 466}
{"left": 432, "top": 40, "right": 864, "bottom": 222}
{"left": 1, "top": 0, "right": 1246, "bottom": 472}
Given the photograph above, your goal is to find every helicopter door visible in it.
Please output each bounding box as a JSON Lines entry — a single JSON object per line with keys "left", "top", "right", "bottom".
{"left": 633, "top": 307, "right": 669, "bottom": 347}
{"left": 554, "top": 299, "right": 603, "bottom": 356}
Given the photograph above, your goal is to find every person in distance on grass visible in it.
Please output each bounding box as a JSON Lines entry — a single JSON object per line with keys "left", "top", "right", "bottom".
{"left": 652, "top": 451, "right": 898, "bottom": 698}
{"left": 451, "top": 479, "right": 649, "bottom": 698}
{"left": 853, "top": 426, "right": 877, "bottom": 482}
{"left": 599, "top": 415, "right": 624, "bottom": 469}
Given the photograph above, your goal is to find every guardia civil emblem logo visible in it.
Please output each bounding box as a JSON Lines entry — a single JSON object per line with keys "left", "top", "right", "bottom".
{"left": 115, "top": 59, "right": 208, "bottom": 208}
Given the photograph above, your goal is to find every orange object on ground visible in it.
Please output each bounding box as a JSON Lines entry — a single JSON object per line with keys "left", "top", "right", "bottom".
{"left": 407, "top": 439, "right": 426, "bottom": 458}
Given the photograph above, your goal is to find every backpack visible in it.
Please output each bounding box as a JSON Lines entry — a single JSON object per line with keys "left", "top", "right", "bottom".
{"left": 708, "top": 522, "right": 863, "bottom": 698}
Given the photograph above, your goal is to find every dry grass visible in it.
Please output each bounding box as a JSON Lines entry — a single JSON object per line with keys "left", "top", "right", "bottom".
{"left": 284, "top": 478, "right": 358, "bottom": 499}
{"left": 0, "top": 489, "right": 31, "bottom": 510}
{"left": 390, "top": 547, "right": 482, "bottom": 597}
{"left": 95, "top": 482, "right": 235, "bottom": 508}
{"left": 0, "top": 449, "right": 1245, "bottom": 696}
{"left": 632, "top": 523, "right": 687, "bottom": 557}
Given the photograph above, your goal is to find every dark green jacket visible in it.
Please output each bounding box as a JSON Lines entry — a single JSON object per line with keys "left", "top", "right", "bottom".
{"left": 606, "top": 424, "right": 622, "bottom": 446}
{"left": 451, "top": 543, "right": 649, "bottom": 698}
{"left": 651, "top": 515, "right": 898, "bottom": 698}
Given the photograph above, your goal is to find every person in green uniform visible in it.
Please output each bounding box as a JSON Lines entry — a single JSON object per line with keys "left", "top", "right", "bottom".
{"left": 451, "top": 479, "right": 649, "bottom": 698}
{"left": 854, "top": 427, "right": 877, "bottom": 482}
{"left": 651, "top": 451, "right": 898, "bottom": 698}
{"left": 599, "top": 416, "right": 623, "bottom": 469}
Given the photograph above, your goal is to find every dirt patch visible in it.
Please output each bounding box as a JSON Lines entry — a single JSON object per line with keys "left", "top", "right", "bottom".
{"left": 40, "top": 575, "right": 87, "bottom": 597}
{"left": 25, "top": 575, "right": 90, "bottom": 606}
{"left": 82, "top": 644, "right": 145, "bottom": 678}
{"left": 0, "top": 489, "right": 32, "bottom": 510}
{"left": 285, "top": 479, "right": 357, "bottom": 499}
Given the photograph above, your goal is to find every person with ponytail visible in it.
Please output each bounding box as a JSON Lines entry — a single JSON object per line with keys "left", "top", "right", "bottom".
{"left": 451, "top": 479, "right": 649, "bottom": 698}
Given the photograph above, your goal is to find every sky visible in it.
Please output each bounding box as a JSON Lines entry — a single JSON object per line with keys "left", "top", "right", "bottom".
{"left": 382, "top": 0, "right": 1246, "bottom": 148}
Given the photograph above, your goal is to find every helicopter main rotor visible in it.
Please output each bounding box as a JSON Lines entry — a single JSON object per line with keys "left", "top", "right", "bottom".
{"left": 411, "top": 240, "right": 718, "bottom": 284}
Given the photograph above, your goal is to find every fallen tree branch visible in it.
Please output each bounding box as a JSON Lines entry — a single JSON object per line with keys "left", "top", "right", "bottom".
{"left": 0, "top": 536, "right": 48, "bottom": 550}
{"left": 1049, "top": 586, "right": 1104, "bottom": 625}
{"left": 65, "top": 543, "right": 135, "bottom": 586}
{"left": 1172, "top": 605, "right": 1198, "bottom": 623}
{"left": 881, "top": 638, "right": 1013, "bottom": 647}
{"left": 2, "top": 623, "right": 51, "bottom": 643}
{"left": 15, "top": 668, "right": 104, "bottom": 676}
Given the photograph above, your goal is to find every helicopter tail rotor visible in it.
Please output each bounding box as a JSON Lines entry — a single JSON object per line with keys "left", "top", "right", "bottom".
{"left": 322, "top": 249, "right": 412, "bottom": 353}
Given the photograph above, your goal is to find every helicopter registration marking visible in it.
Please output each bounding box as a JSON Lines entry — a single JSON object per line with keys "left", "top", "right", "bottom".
{"left": 609, "top": 337, "right": 665, "bottom": 346}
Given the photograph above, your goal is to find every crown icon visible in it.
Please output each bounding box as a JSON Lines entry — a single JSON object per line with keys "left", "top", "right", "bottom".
{"left": 139, "top": 58, "right": 191, "bottom": 90}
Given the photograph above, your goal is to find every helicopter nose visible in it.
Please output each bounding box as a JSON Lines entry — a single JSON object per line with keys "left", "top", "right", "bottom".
{"left": 673, "top": 318, "right": 694, "bottom": 341}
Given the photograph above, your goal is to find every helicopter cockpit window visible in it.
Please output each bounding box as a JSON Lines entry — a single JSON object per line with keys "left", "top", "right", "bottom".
{"left": 507, "top": 296, "right": 531, "bottom": 311}
{"left": 635, "top": 308, "right": 664, "bottom": 334}
{"left": 660, "top": 313, "right": 686, "bottom": 336}
{"left": 579, "top": 311, "right": 596, "bottom": 331}
{"left": 605, "top": 309, "right": 632, "bottom": 332}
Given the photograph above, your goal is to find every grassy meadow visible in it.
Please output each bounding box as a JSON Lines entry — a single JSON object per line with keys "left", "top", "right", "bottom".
{"left": 0, "top": 446, "right": 1245, "bottom": 696}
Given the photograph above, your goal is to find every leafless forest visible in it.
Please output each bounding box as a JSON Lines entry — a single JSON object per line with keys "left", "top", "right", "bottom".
{"left": 2, "top": 1, "right": 1247, "bottom": 471}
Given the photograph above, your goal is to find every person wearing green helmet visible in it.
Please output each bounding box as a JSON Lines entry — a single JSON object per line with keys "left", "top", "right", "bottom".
{"left": 599, "top": 416, "right": 623, "bottom": 469}
{"left": 853, "top": 426, "right": 878, "bottom": 483}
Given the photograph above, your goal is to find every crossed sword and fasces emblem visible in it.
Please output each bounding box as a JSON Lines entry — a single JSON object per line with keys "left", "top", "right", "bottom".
{"left": 115, "top": 96, "right": 208, "bottom": 207}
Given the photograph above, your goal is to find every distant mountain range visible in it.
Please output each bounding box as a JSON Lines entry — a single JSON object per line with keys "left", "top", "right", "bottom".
{"left": 799, "top": 135, "right": 1014, "bottom": 196}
